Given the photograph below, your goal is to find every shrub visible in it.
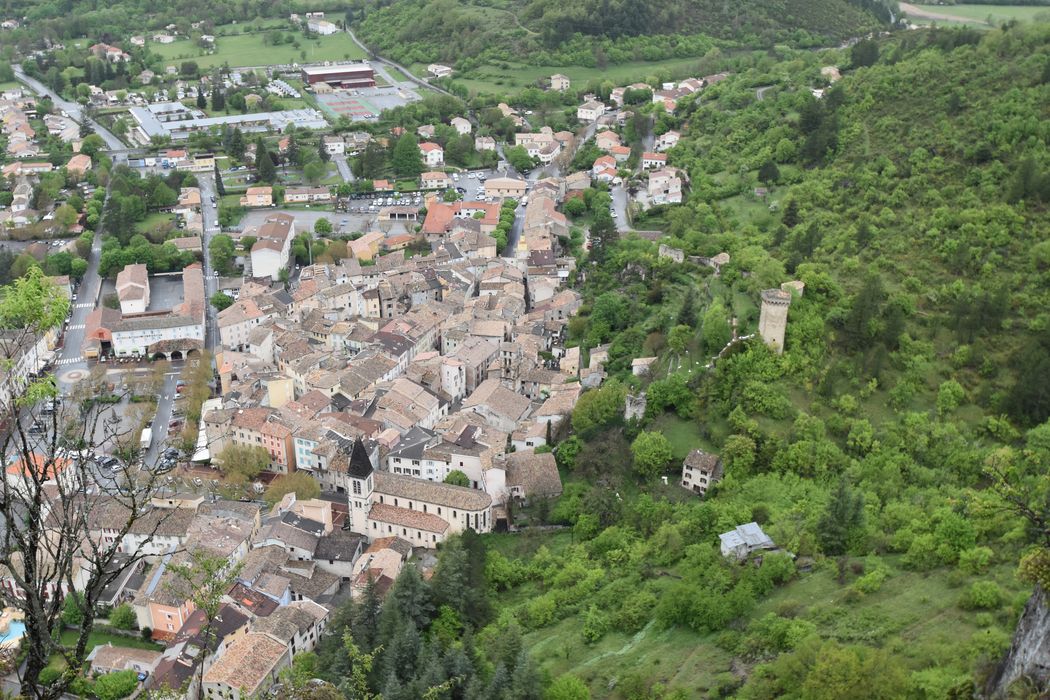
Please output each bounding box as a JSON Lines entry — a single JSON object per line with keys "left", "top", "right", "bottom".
{"left": 958, "top": 546, "right": 994, "bottom": 575}
{"left": 962, "top": 581, "right": 1003, "bottom": 610}
{"left": 109, "top": 603, "right": 137, "bottom": 631}
{"left": 38, "top": 668, "right": 61, "bottom": 685}
{"left": 852, "top": 566, "right": 889, "bottom": 595}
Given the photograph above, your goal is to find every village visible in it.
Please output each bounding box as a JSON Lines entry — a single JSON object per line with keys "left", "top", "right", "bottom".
{"left": 0, "top": 15, "right": 811, "bottom": 697}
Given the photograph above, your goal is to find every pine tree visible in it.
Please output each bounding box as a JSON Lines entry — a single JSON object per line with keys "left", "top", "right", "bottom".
{"left": 255, "top": 138, "right": 276, "bottom": 183}
{"left": 196, "top": 86, "right": 206, "bottom": 109}
{"left": 228, "top": 128, "right": 245, "bottom": 160}
{"left": 211, "top": 84, "right": 225, "bottom": 111}
{"left": 818, "top": 478, "right": 864, "bottom": 556}
{"left": 677, "top": 286, "right": 697, "bottom": 327}
{"left": 352, "top": 574, "right": 383, "bottom": 652}
{"left": 318, "top": 137, "right": 331, "bottom": 163}
{"left": 286, "top": 133, "right": 300, "bottom": 167}
{"left": 391, "top": 133, "right": 423, "bottom": 178}
{"left": 213, "top": 162, "right": 225, "bottom": 196}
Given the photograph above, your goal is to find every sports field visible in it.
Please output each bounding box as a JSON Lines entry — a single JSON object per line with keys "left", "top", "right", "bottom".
{"left": 151, "top": 30, "right": 366, "bottom": 69}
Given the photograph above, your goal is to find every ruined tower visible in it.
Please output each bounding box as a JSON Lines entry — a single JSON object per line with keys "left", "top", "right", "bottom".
{"left": 759, "top": 288, "right": 793, "bottom": 354}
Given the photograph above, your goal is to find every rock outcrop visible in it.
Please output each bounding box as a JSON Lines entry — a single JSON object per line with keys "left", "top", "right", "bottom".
{"left": 985, "top": 585, "right": 1050, "bottom": 697}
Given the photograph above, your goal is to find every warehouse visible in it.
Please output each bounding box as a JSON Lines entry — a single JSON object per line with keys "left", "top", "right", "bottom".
{"left": 301, "top": 64, "right": 376, "bottom": 88}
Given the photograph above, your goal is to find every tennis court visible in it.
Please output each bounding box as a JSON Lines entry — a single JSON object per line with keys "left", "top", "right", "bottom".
{"left": 315, "top": 86, "right": 421, "bottom": 122}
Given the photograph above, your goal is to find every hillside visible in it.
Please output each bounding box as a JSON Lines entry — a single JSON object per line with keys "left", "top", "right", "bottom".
{"left": 478, "top": 23, "right": 1050, "bottom": 699}
{"left": 352, "top": 0, "right": 889, "bottom": 71}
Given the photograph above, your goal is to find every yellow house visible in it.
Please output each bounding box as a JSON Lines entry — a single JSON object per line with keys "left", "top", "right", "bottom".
{"left": 240, "top": 186, "right": 273, "bottom": 207}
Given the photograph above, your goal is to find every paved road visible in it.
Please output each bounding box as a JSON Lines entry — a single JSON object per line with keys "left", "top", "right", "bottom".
{"left": 197, "top": 175, "right": 221, "bottom": 351}
{"left": 143, "top": 370, "right": 179, "bottom": 468}
{"left": 333, "top": 154, "right": 354, "bottom": 182}
{"left": 611, "top": 185, "right": 632, "bottom": 232}
{"left": 13, "top": 67, "right": 124, "bottom": 150}
{"left": 344, "top": 27, "right": 456, "bottom": 98}
{"left": 54, "top": 183, "right": 109, "bottom": 385}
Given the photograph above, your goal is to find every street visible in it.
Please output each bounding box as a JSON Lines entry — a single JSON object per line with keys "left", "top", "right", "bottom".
{"left": 197, "top": 174, "right": 221, "bottom": 351}
{"left": 13, "top": 66, "right": 124, "bottom": 150}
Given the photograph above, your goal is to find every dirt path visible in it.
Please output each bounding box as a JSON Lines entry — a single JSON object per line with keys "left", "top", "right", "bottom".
{"left": 899, "top": 2, "right": 975, "bottom": 23}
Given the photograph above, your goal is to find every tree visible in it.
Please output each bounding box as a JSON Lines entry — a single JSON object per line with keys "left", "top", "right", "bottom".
{"left": 94, "top": 670, "right": 138, "bottom": 700}
{"left": 109, "top": 604, "right": 136, "bottom": 631}
{"left": 264, "top": 471, "right": 321, "bottom": 505}
{"left": 572, "top": 382, "right": 627, "bottom": 437}
{"left": 214, "top": 161, "right": 226, "bottom": 196}
{"left": 53, "top": 204, "right": 78, "bottom": 230}
{"left": 818, "top": 478, "right": 864, "bottom": 556}
{"left": 546, "top": 674, "right": 592, "bottom": 700}
{"left": 196, "top": 86, "right": 206, "bottom": 109}
{"left": 505, "top": 145, "right": 535, "bottom": 173}
{"left": 167, "top": 550, "right": 243, "bottom": 692}
{"left": 304, "top": 161, "right": 325, "bottom": 185}
{"left": 210, "top": 291, "right": 234, "bottom": 311}
{"left": 667, "top": 325, "right": 692, "bottom": 359}
{"left": 588, "top": 209, "right": 617, "bottom": 265}
{"left": 318, "top": 138, "right": 331, "bottom": 163}
{"left": 210, "top": 83, "right": 225, "bottom": 111}
{"left": 257, "top": 144, "right": 277, "bottom": 183}
{"left": 314, "top": 217, "right": 333, "bottom": 235}
{"left": 208, "top": 233, "right": 235, "bottom": 275}
{"left": 444, "top": 470, "right": 470, "bottom": 487}
{"left": 630, "top": 431, "right": 673, "bottom": 480}
{"left": 758, "top": 160, "right": 780, "bottom": 185}
{"left": 702, "top": 299, "right": 732, "bottom": 355}
{"left": 0, "top": 268, "right": 179, "bottom": 697}
{"left": 391, "top": 134, "right": 423, "bottom": 178}
{"left": 216, "top": 444, "right": 270, "bottom": 482}
{"left": 851, "top": 39, "right": 879, "bottom": 69}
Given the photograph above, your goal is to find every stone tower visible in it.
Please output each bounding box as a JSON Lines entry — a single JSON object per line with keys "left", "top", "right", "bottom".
{"left": 347, "top": 438, "right": 375, "bottom": 535}
{"left": 759, "top": 288, "right": 793, "bottom": 354}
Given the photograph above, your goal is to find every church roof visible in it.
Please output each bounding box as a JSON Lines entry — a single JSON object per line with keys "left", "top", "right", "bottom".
{"left": 348, "top": 438, "right": 373, "bottom": 479}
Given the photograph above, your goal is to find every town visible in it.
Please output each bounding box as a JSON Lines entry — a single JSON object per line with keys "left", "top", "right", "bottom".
{"left": 0, "top": 13, "right": 783, "bottom": 699}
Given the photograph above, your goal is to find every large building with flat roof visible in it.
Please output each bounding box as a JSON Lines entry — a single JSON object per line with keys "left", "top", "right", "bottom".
{"left": 128, "top": 102, "right": 328, "bottom": 142}
{"left": 300, "top": 64, "right": 375, "bottom": 88}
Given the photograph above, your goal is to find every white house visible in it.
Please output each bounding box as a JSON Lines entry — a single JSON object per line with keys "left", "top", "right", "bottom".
{"left": 655, "top": 130, "right": 680, "bottom": 152}
{"left": 419, "top": 142, "right": 444, "bottom": 167}
{"left": 322, "top": 135, "right": 345, "bottom": 155}
{"left": 550, "top": 74, "right": 570, "bottom": 91}
{"left": 249, "top": 213, "right": 295, "bottom": 282}
{"left": 115, "top": 263, "right": 150, "bottom": 315}
{"left": 427, "top": 64, "right": 453, "bottom": 78}
{"left": 450, "top": 117, "right": 472, "bottom": 135}
{"left": 576, "top": 100, "right": 605, "bottom": 122}
{"left": 719, "top": 522, "right": 776, "bottom": 560}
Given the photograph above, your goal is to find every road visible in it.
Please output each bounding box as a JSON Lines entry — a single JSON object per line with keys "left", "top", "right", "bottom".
{"left": 142, "top": 371, "right": 179, "bottom": 469}
{"left": 344, "top": 26, "right": 456, "bottom": 98}
{"left": 13, "top": 67, "right": 124, "bottom": 150}
{"left": 54, "top": 182, "right": 109, "bottom": 381}
{"left": 196, "top": 175, "right": 221, "bottom": 351}
{"left": 611, "top": 185, "right": 632, "bottom": 232}
{"left": 333, "top": 154, "right": 354, "bottom": 183}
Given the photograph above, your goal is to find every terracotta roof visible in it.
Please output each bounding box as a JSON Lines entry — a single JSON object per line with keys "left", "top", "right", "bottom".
{"left": 368, "top": 502, "right": 449, "bottom": 534}
{"left": 374, "top": 470, "right": 490, "bottom": 511}
{"left": 506, "top": 451, "right": 563, "bottom": 498}
{"left": 201, "top": 632, "right": 287, "bottom": 694}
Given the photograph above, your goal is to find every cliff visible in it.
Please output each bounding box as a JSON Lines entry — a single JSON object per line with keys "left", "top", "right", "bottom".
{"left": 986, "top": 585, "right": 1050, "bottom": 698}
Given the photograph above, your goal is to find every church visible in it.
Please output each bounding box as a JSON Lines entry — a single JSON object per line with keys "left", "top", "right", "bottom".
{"left": 345, "top": 439, "right": 493, "bottom": 548}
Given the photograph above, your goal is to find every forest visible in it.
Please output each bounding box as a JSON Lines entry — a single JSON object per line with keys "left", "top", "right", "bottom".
{"left": 349, "top": 0, "right": 891, "bottom": 70}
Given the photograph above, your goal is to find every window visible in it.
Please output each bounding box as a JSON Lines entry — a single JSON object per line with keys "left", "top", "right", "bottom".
{"left": 352, "top": 480, "right": 361, "bottom": 495}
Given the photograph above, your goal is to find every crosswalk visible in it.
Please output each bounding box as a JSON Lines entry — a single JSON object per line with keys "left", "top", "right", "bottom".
{"left": 74, "top": 302, "right": 93, "bottom": 310}
{"left": 67, "top": 323, "right": 85, "bottom": 331}
{"left": 55, "top": 356, "right": 83, "bottom": 366}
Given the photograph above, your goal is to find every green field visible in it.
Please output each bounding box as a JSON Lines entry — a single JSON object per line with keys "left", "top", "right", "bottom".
{"left": 151, "top": 30, "right": 366, "bottom": 70}
{"left": 436, "top": 56, "right": 710, "bottom": 95}
{"left": 911, "top": 3, "right": 1050, "bottom": 24}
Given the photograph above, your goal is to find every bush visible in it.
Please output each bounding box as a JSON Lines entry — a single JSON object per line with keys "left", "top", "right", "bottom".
{"left": 94, "top": 669, "right": 138, "bottom": 700}
{"left": 852, "top": 565, "right": 888, "bottom": 595}
{"left": 962, "top": 581, "right": 1003, "bottom": 610}
{"left": 958, "top": 546, "right": 993, "bottom": 575}
{"left": 110, "top": 603, "right": 137, "bottom": 631}
{"left": 38, "top": 667, "right": 61, "bottom": 685}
